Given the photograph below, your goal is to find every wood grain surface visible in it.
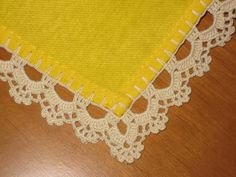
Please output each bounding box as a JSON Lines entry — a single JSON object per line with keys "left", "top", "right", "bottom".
{"left": 0, "top": 15, "right": 236, "bottom": 177}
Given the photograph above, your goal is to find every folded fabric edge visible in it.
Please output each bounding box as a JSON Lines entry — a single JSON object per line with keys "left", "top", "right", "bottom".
{"left": 120, "top": 0, "right": 213, "bottom": 102}
{"left": 0, "top": 0, "right": 235, "bottom": 164}
{"left": 0, "top": 24, "right": 133, "bottom": 116}
{"left": 0, "top": 0, "right": 212, "bottom": 117}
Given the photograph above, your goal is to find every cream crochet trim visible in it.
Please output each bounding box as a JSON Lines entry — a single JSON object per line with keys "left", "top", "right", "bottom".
{"left": 0, "top": 0, "right": 235, "bottom": 164}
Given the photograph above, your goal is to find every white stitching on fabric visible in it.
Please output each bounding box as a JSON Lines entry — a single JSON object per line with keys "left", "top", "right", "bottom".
{"left": 0, "top": 0, "right": 235, "bottom": 164}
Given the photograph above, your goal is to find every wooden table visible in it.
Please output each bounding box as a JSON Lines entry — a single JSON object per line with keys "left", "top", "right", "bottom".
{"left": 0, "top": 15, "right": 236, "bottom": 177}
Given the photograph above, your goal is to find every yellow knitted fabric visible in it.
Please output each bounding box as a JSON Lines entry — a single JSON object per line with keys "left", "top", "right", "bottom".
{"left": 0, "top": 0, "right": 212, "bottom": 116}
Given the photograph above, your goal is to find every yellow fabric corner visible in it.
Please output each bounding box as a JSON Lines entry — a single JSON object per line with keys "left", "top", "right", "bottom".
{"left": 0, "top": 0, "right": 212, "bottom": 116}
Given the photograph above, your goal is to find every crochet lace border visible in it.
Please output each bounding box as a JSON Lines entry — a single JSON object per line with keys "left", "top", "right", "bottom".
{"left": 0, "top": 0, "right": 235, "bottom": 164}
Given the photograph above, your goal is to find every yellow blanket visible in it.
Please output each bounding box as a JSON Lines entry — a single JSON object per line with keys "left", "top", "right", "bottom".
{"left": 0, "top": 0, "right": 212, "bottom": 115}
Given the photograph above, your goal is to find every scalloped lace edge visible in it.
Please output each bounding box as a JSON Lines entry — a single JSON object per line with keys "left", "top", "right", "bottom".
{"left": 0, "top": 0, "right": 235, "bottom": 164}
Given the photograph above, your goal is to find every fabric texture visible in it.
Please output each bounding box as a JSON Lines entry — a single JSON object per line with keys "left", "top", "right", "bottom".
{"left": 0, "top": 0, "right": 235, "bottom": 163}
{"left": 0, "top": 0, "right": 212, "bottom": 115}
